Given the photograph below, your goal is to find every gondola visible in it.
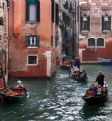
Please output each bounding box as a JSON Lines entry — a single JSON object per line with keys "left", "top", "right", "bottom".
{"left": 70, "top": 66, "right": 87, "bottom": 82}
{"left": 59, "top": 56, "right": 72, "bottom": 70}
{"left": 82, "top": 82, "right": 108, "bottom": 105}
{"left": 60, "top": 62, "right": 71, "bottom": 69}
{"left": 0, "top": 86, "right": 27, "bottom": 103}
{"left": 0, "top": 48, "right": 27, "bottom": 103}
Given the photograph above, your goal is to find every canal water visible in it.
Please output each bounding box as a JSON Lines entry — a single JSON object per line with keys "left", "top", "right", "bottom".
{"left": 0, "top": 65, "right": 112, "bottom": 121}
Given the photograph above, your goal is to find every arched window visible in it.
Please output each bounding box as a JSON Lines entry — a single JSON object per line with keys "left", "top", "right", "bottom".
{"left": 102, "top": 14, "right": 111, "bottom": 31}
{"left": 97, "top": 38, "right": 104, "bottom": 47}
{"left": 80, "top": 14, "right": 90, "bottom": 31}
{"left": 88, "top": 38, "right": 95, "bottom": 47}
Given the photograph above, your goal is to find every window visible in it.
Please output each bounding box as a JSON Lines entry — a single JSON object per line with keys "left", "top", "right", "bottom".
{"left": 51, "top": 36, "right": 53, "bottom": 47}
{"left": 25, "top": 35, "right": 40, "bottom": 47}
{"left": 0, "top": 35, "right": 1, "bottom": 40}
{"left": 51, "top": 0, "right": 54, "bottom": 22}
{"left": 88, "top": 38, "right": 95, "bottom": 47}
{"left": 80, "top": 14, "right": 90, "bottom": 31}
{"left": 102, "top": 14, "right": 111, "bottom": 31}
{"left": 55, "top": 3, "right": 59, "bottom": 25}
{"left": 51, "top": 1, "right": 59, "bottom": 24}
{"left": 97, "top": 38, "right": 104, "bottom": 47}
{"left": 88, "top": 38, "right": 105, "bottom": 48}
{"left": 26, "top": 0, "right": 40, "bottom": 22}
{"left": 27, "top": 55, "right": 38, "bottom": 65}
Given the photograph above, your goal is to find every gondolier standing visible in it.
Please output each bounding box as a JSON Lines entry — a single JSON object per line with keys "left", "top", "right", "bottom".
{"left": 95, "top": 71, "right": 105, "bottom": 86}
{"left": 74, "top": 57, "right": 80, "bottom": 69}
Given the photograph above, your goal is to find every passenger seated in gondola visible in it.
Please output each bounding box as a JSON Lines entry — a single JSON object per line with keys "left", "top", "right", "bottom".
{"left": 88, "top": 84, "right": 97, "bottom": 95}
{"left": 17, "top": 80, "right": 24, "bottom": 88}
{"left": 96, "top": 85, "right": 102, "bottom": 95}
{"left": 79, "top": 69, "right": 86, "bottom": 78}
{"left": 72, "top": 67, "right": 80, "bottom": 78}
{"left": 95, "top": 71, "right": 105, "bottom": 87}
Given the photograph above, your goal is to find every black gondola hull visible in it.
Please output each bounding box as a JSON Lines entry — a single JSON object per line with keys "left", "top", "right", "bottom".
{"left": 82, "top": 93, "right": 108, "bottom": 105}
{"left": 60, "top": 65, "right": 71, "bottom": 70}
{"left": 72, "top": 75, "right": 87, "bottom": 82}
{"left": 0, "top": 87, "right": 27, "bottom": 103}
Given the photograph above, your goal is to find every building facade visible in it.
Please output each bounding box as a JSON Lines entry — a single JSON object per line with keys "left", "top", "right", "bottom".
{"left": 58, "top": 0, "right": 79, "bottom": 59}
{"left": 79, "top": 0, "right": 112, "bottom": 62}
{"left": 0, "top": 0, "right": 9, "bottom": 83}
{"left": 8, "top": 0, "right": 59, "bottom": 78}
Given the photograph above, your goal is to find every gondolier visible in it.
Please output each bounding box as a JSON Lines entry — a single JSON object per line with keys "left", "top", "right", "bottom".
{"left": 95, "top": 71, "right": 105, "bottom": 86}
{"left": 82, "top": 81, "right": 108, "bottom": 105}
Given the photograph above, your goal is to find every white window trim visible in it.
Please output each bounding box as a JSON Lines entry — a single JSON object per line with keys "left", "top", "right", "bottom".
{"left": 27, "top": 47, "right": 38, "bottom": 49}
{"left": 87, "top": 37, "right": 96, "bottom": 48}
{"left": 87, "top": 37, "right": 105, "bottom": 48}
{"left": 26, "top": 54, "right": 38, "bottom": 66}
{"left": 26, "top": 35, "right": 39, "bottom": 48}
{"left": 97, "top": 37, "right": 105, "bottom": 48}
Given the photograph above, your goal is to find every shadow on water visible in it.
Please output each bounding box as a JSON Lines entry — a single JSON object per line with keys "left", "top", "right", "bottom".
{"left": 79, "top": 102, "right": 107, "bottom": 121}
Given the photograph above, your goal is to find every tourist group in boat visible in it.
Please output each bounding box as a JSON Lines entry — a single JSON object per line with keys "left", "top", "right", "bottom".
{"left": 59, "top": 54, "right": 108, "bottom": 105}
{"left": 0, "top": 53, "right": 109, "bottom": 105}
{"left": 82, "top": 71, "right": 108, "bottom": 105}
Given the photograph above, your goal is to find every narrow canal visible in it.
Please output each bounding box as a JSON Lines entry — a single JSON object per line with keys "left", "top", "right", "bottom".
{"left": 0, "top": 65, "right": 112, "bottom": 121}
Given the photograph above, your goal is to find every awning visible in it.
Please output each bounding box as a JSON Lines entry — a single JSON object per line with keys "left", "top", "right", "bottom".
{"left": 26, "top": 0, "right": 38, "bottom": 4}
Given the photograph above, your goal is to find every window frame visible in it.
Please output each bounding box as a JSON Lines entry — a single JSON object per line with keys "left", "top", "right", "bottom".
{"left": 26, "top": 0, "right": 40, "bottom": 23}
{"left": 87, "top": 37, "right": 105, "bottom": 48}
{"left": 102, "top": 14, "right": 111, "bottom": 31}
{"left": 27, "top": 54, "right": 38, "bottom": 66}
{"left": 97, "top": 37, "right": 105, "bottom": 48}
{"left": 25, "top": 35, "right": 39, "bottom": 48}
{"left": 87, "top": 38, "right": 95, "bottom": 48}
{"left": 80, "top": 14, "right": 90, "bottom": 32}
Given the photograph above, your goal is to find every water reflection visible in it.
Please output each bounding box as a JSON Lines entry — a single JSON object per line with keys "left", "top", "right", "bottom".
{"left": 80, "top": 102, "right": 107, "bottom": 120}
{"left": 0, "top": 65, "right": 112, "bottom": 121}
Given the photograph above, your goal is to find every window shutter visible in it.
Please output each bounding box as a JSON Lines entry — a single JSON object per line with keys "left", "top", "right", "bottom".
{"left": 51, "top": 0, "right": 54, "bottom": 22}
{"left": 26, "top": 3, "right": 29, "bottom": 22}
{"left": 88, "top": 15, "right": 90, "bottom": 31}
{"left": 55, "top": 3, "right": 59, "bottom": 25}
{"left": 102, "top": 16, "right": 104, "bottom": 31}
{"left": 26, "top": 0, "right": 38, "bottom": 4}
{"left": 109, "top": 16, "right": 111, "bottom": 31}
{"left": 36, "top": 35, "right": 40, "bottom": 47}
{"left": 37, "top": 0, "right": 40, "bottom": 22}
{"left": 80, "top": 15, "right": 83, "bottom": 31}
{"left": 25, "top": 36, "right": 29, "bottom": 47}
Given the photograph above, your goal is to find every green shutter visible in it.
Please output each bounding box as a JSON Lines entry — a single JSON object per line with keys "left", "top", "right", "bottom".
{"left": 51, "top": 0, "right": 54, "bottom": 22}
{"left": 55, "top": 3, "right": 59, "bottom": 25}
{"left": 109, "top": 16, "right": 111, "bottom": 31}
{"left": 102, "top": 16, "right": 104, "bottom": 31}
{"left": 88, "top": 15, "right": 90, "bottom": 31}
{"left": 25, "top": 36, "right": 29, "bottom": 47}
{"left": 36, "top": 35, "right": 40, "bottom": 47}
{"left": 26, "top": 3, "right": 29, "bottom": 22}
{"left": 37, "top": 1, "right": 40, "bottom": 22}
{"left": 26, "top": 0, "right": 38, "bottom": 4}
